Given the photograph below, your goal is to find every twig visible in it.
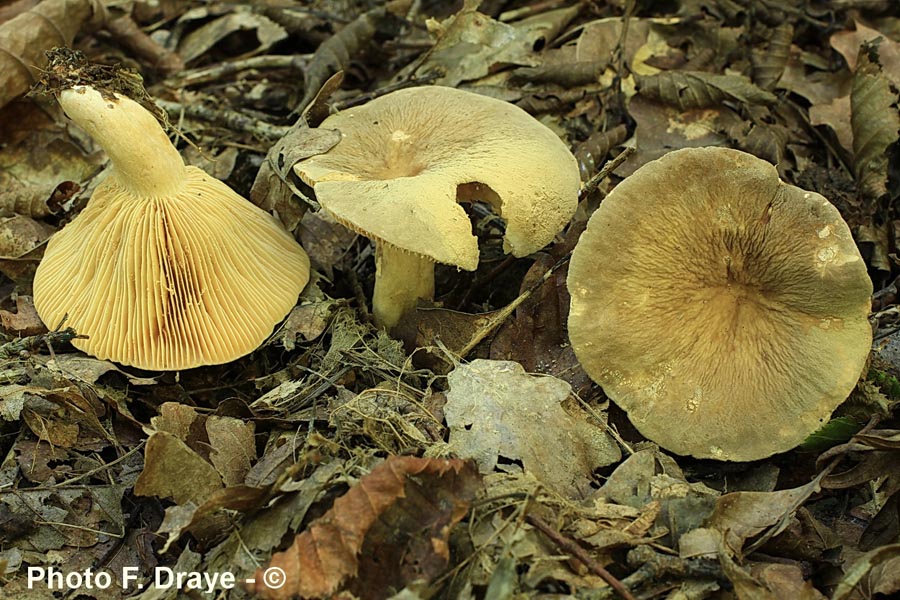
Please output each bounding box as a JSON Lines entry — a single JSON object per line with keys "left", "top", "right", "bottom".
{"left": 580, "top": 147, "right": 634, "bottom": 199}
{"left": 0, "top": 327, "right": 83, "bottom": 359}
{"left": 526, "top": 513, "right": 636, "bottom": 600}
{"left": 168, "top": 54, "right": 310, "bottom": 87}
{"left": 156, "top": 99, "right": 290, "bottom": 141}
{"left": 104, "top": 15, "right": 184, "bottom": 75}
{"left": 333, "top": 70, "right": 442, "bottom": 111}
{"left": 55, "top": 441, "right": 146, "bottom": 487}
{"left": 457, "top": 254, "right": 571, "bottom": 358}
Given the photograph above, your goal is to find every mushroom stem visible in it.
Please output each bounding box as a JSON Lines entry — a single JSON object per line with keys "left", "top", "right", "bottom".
{"left": 373, "top": 242, "right": 435, "bottom": 329}
{"left": 58, "top": 86, "right": 187, "bottom": 198}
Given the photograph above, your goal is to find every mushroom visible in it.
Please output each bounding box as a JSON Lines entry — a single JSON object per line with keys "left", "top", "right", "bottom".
{"left": 33, "top": 85, "right": 310, "bottom": 370}
{"left": 567, "top": 147, "right": 872, "bottom": 461}
{"left": 293, "top": 85, "right": 580, "bottom": 329}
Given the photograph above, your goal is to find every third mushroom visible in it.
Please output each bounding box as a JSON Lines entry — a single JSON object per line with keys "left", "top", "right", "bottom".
{"left": 293, "top": 85, "right": 581, "bottom": 329}
{"left": 567, "top": 147, "right": 873, "bottom": 461}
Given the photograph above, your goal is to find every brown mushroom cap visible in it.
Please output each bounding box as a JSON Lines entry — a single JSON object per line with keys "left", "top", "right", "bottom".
{"left": 567, "top": 147, "right": 872, "bottom": 461}
{"left": 33, "top": 86, "right": 310, "bottom": 370}
{"left": 295, "top": 85, "right": 580, "bottom": 265}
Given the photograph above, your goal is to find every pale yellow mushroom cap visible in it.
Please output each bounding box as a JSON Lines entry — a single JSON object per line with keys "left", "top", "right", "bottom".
{"left": 33, "top": 86, "right": 310, "bottom": 370}
{"left": 567, "top": 147, "right": 873, "bottom": 461}
{"left": 293, "top": 85, "right": 581, "bottom": 269}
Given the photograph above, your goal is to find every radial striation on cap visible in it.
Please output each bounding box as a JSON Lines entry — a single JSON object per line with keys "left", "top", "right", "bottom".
{"left": 567, "top": 147, "right": 873, "bottom": 461}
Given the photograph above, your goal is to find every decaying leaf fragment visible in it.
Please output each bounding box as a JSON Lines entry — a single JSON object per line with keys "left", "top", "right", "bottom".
{"left": 249, "top": 456, "right": 480, "bottom": 600}
{"left": 635, "top": 71, "right": 777, "bottom": 110}
{"left": 416, "top": 0, "right": 542, "bottom": 86}
{"left": 445, "top": 359, "right": 619, "bottom": 497}
{"left": 851, "top": 42, "right": 900, "bottom": 201}
{"left": 0, "top": 215, "right": 56, "bottom": 283}
{"left": 0, "top": 0, "right": 106, "bottom": 110}
{"left": 133, "top": 432, "right": 224, "bottom": 505}
{"left": 706, "top": 475, "right": 824, "bottom": 559}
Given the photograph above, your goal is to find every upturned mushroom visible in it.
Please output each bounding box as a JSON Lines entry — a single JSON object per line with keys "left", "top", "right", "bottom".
{"left": 567, "top": 147, "right": 872, "bottom": 461}
{"left": 293, "top": 85, "right": 580, "bottom": 329}
{"left": 33, "top": 85, "right": 310, "bottom": 371}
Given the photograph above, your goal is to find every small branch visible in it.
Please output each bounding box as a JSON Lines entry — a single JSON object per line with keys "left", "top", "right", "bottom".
{"left": 0, "top": 327, "right": 83, "bottom": 359}
{"left": 580, "top": 147, "right": 634, "bottom": 199}
{"left": 526, "top": 514, "right": 636, "bottom": 600}
{"left": 168, "top": 54, "right": 310, "bottom": 88}
{"left": 458, "top": 254, "right": 571, "bottom": 358}
{"left": 156, "top": 99, "right": 290, "bottom": 142}
{"left": 105, "top": 15, "right": 184, "bottom": 75}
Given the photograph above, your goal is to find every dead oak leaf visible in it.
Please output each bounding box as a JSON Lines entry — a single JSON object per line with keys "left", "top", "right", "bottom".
{"left": 134, "top": 432, "right": 223, "bottom": 505}
{"left": 445, "top": 359, "right": 619, "bottom": 498}
{"left": 249, "top": 456, "right": 480, "bottom": 600}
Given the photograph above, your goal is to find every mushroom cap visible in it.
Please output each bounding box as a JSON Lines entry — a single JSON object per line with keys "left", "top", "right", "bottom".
{"left": 34, "top": 89, "right": 310, "bottom": 371}
{"left": 293, "top": 86, "right": 580, "bottom": 269}
{"left": 567, "top": 147, "right": 873, "bottom": 461}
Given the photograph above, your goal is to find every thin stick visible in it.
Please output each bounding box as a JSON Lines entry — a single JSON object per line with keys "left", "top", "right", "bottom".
{"left": 580, "top": 147, "right": 634, "bottom": 199}
{"left": 458, "top": 254, "right": 570, "bottom": 358}
{"left": 526, "top": 514, "right": 636, "bottom": 600}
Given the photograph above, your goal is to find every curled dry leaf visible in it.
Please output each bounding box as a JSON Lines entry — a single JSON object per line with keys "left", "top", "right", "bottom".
{"left": 707, "top": 475, "right": 824, "bottom": 559}
{"left": 851, "top": 42, "right": 900, "bottom": 201}
{"left": 249, "top": 456, "right": 480, "bottom": 600}
{"left": 0, "top": 0, "right": 106, "bottom": 110}
{"left": 751, "top": 23, "right": 793, "bottom": 91}
{"left": 295, "top": 5, "right": 385, "bottom": 113}
{"left": 635, "top": 71, "right": 777, "bottom": 110}
{"left": 417, "top": 0, "right": 541, "bottom": 87}
{"left": 250, "top": 125, "right": 342, "bottom": 232}
{"left": 832, "top": 543, "right": 900, "bottom": 600}
{"left": 177, "top": 10, "right": 287, "bottom": 64}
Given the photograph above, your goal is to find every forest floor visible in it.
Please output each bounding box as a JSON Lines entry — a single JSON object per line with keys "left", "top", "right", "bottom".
{"left": 1, "top": 0, "right": 900, "bottom": 599}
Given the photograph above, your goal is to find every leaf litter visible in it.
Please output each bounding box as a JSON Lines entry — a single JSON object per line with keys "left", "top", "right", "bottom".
{"left": 0, "top": 0, "right": 899, "bottom": 599}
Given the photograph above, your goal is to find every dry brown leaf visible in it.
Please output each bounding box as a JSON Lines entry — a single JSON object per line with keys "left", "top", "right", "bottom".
{"left": 250, "top": 125, "right": 342, "bottom": 232}
{"left": 707, "top": 476, "right": 823, "bottom": 559}
{"left": 20, "top": 386, "right": 110, "bottom": 451}
{"left": 489, "top": 247, "right": 593, "bottom": 396}
{"left": 151, "top": 402, "right": 201, "bottom": 442}
{"left": 206, "top": 416, "right": 256, "bottom": 487}
{"left": 0, "top": 214, "right": 55, "bottom": 282}
{"left": 809, "top": 95, "right": 854, "bottom": 153}
{"left": 851, "top": 42, "right": 900, "bottom": 201}
{"left": 0, "top": 100, "right": 101, "bottom": 218}
{"left": 417, "top": 0, "right": 541, "bottom": 87}
{"left": 0, "top": 296, "right": 47, "bottom": 336}
{"left": 751, "top": 23, "right": 793, "bottom": 91}
{"left": 635, "top": 71, "right": 777, "bottom": 110}
{"left": 133, "top": 432, "right": 224, "bottom": 505}
{"left": 277, "top": 299, "right": 338, "bottom": 350}
{"left": 0, "top": 0, "right": 106, "bottom": 110}
{"left": 831, "top": 21, "right": 900, "bottom": 88}
{"left": 177, "top": 9, "right": 287, "bottom": 64}
{"left": 833, "top": 543, "right": 900, "bottom": 600}
{"left": 445, "top": 360, "right": 619, "bottom": 497}
{"left": 619, "top": 95, "right": 740, "bottom": 176}
{"left": 249, "top": 456, "right": 480, "bottom": 599}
